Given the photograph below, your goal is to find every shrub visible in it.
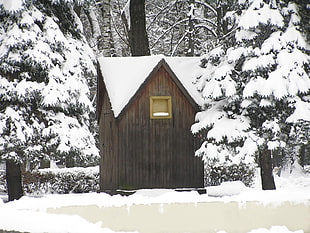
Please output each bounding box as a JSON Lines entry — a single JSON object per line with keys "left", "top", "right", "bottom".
{"left": 204, "top": 163, "right": 255, "bottom": 187}
{"left": 0, "top": 166, "right": 99, "bottom": 195}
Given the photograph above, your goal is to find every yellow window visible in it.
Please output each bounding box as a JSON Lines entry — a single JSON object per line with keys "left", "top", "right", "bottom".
{"left": 150, "top": 96, "right": 172, "bottom": 119}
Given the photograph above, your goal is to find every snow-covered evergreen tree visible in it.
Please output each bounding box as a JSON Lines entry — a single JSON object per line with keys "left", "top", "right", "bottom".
{"left": 192, "top": 0, "right": 310, "bottom": 190}
{"left": 0, "top": 0, "right": 99, "bottom": 199}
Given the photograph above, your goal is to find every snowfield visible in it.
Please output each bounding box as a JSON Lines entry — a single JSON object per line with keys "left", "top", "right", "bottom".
{"left": 0, "top": 170, "right": 309, "bottom": 233}
{"left": 1, "top": 0, "right": 309, "bottom": 232}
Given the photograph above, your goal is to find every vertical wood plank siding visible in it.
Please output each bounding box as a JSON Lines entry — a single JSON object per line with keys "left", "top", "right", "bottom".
{"left": 99, "top": 65, "right": 203, "bottom": 191}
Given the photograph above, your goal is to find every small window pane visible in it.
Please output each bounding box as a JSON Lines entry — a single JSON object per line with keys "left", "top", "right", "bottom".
{"left": 150, "top": 96, "right": 172, "bottom": 119}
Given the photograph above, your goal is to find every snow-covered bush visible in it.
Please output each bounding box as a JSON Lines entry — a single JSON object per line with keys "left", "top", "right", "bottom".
{"left": 205, "top": 163, "right": 255, "bottom": 187}
{"left": 23, "top": 167, "right": 99, "bottom": 194}
{"left": 0, "top": 167, "right": 99, "bottom": 195}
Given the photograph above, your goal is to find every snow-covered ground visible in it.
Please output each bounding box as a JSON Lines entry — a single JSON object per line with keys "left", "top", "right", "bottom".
{"left": 0, "top": 170, "right": 309, "bottom": 233}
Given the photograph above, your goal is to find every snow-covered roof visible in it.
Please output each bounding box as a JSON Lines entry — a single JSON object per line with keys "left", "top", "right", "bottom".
{"left": 97, "top": 55, "right": 203, "bottom": 117}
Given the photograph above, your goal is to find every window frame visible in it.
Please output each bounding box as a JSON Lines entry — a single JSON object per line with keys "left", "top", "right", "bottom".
{"left": 150, "top": 96, "right": 172, "bottom": 119}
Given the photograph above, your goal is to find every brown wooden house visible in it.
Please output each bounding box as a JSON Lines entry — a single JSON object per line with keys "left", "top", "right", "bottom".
{"left": 97, "top": 56, "right": 204, "bottom": 192}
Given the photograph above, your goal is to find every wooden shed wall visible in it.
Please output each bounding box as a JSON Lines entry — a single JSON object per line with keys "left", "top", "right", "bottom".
{"left": 99, "top": 65, "right": 203, "bottom": 191}
{"left": 98, "top": 70, "right": 119, "bottom": 191}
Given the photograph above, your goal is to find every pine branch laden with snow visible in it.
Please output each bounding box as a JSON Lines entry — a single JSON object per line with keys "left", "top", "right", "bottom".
{"left": 193, "top": 0, "right": 310, "bottom": 169}
{"left": 0, "top": 0, "right": 99, "bottom": 166}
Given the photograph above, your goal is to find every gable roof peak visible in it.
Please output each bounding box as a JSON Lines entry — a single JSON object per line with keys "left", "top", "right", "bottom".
{"left": 98, "top": 55, "right": 203, "bottom": 117}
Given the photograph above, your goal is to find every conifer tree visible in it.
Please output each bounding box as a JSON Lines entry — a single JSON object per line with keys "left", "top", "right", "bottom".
{"left": 0, "top": 0, "right": 98, "bottom": 200}
{"left": 192, "top": 0, "right": 310, "bottom": 190}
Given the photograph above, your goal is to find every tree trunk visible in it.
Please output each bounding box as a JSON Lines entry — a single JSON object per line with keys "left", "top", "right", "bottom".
{"left": 127, "top": 0, "right": 150, "bottom": 56}
{"left": 6, "top": 160, "right": 24, "bottom": 201}
{"left": 100, "top": 0, "right": 115, "bottom": 56}
{"left": 216, "top": 3, "right": 228, "bottom": 38}
{"left": 299, "top": 144, "right": 305, "bottom": 167}
{"left": 259, "top": 148, "right": 276, "bottom": 190}
{"left": 186, "top": 0, "right": 195, "bottom": 56}
{"left": 84, "top": 8, "right": 102, "bottom": 52}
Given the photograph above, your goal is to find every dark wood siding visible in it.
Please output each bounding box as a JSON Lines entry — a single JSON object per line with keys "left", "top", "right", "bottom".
{"left": 98, "top": 73, "right": 119, "bottom": 191}
{"left": 99, "top": 63, "right": 204, "bottom": 191}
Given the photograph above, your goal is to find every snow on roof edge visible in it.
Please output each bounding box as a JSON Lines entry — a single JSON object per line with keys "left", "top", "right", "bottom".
{"left": 97, "top": 55, "right": 203, "bottom": 117}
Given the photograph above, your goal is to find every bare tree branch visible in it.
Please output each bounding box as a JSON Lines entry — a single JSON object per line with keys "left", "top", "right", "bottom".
{"left": 171, "top": 32, "right": 187, "bottom": 56}
{"left": 150, "top": 18, "right": 188, "bottom": 49}
{"left": 195, "top": 24, "right": 217, "bottom": 37}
